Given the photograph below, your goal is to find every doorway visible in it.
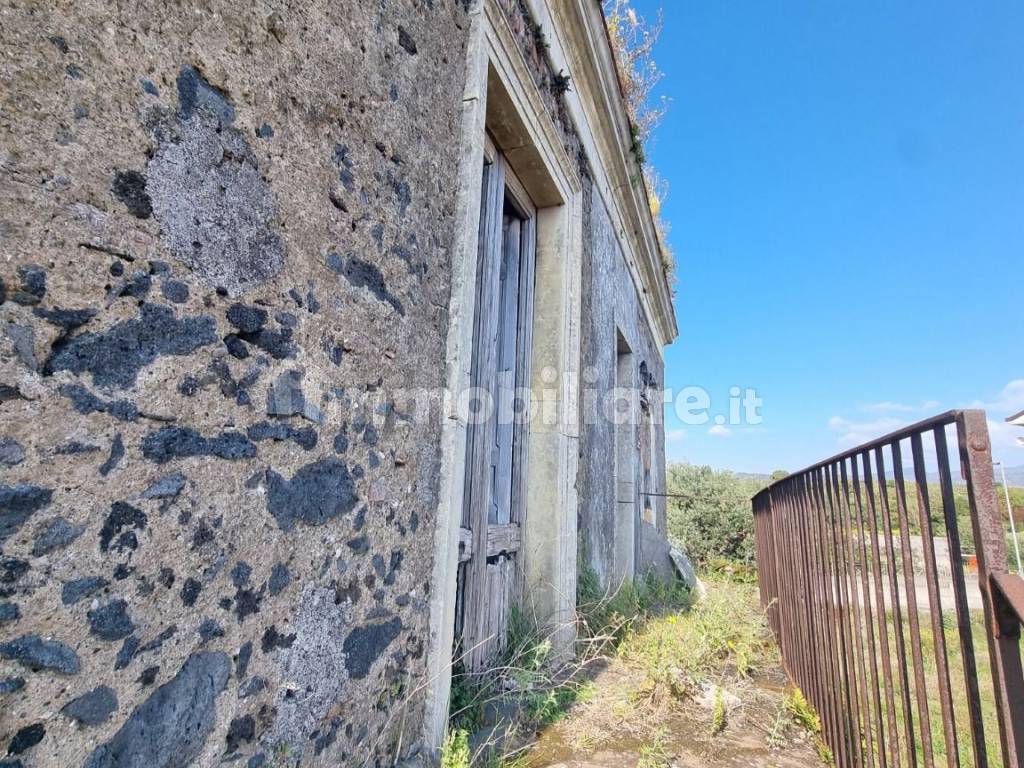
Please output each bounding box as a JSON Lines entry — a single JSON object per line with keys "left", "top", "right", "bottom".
{"left": 455, "top": 148, "right": 537, "bottom": 672}
{"left": 614, "top": 332, "right": 637, "bottom": 587}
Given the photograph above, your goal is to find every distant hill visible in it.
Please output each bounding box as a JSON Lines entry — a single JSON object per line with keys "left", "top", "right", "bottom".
{"left": 920, "top": 465, "right": 1024, "bottom": 488}
{"left": 719, "top": 467, "right": 1024, "bottom": 488}
{"left": 995, "top": 465, "right": 1024, "bottom": 488}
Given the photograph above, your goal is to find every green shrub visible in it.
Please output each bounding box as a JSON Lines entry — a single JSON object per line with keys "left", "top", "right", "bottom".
{"left": 665, "top": 463, "right": 769, "bottom": 566}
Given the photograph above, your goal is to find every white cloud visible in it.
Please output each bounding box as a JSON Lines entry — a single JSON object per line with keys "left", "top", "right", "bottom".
{"left": 708, "top": 425, "right": 732, "bottom": 437}
{"left": 963, "top": 380, "right": 1024, "bottom": 463}
{"left": 828, "top": 415, "right": 906, "bottom": 447}
{"left": 666, "top": 429, "right": 686, "bottom": 443}
{"left": 860, "top": 401, "right": 916, "bottom": 414}
{"left": 825, "top": 381, "right": 1024, "bottom": 463}
{"left": 989, "top": 418, "right": 1024, "bottom": 458}
{"left": 968, "top": 379, "right": 1024, "bottom": 415}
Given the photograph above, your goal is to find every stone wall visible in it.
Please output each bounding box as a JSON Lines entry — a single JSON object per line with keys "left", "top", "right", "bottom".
{"left": 578, "top": 176, "right": 667, "bottom": 588}
{"left": 0, "top": 1, "right": 469, "bottom": 765}
{"left": 487, "top": 0, "right": 670, "bottom": 589}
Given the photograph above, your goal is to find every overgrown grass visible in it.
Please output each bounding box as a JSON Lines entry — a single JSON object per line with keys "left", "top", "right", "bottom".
{"left": 576, "top": 560, "right": 692, "bottom": 650}
{"left": 617, "top": 577, "right": 770, "bottom": 701}
{"left": 880, "top": 608, "right": 1003, "bottom": 766}
{"left": 447, "top": 566, "right": 691, "bottom": 765}
{"left": 553, "top": 572, "right": 784, "bottom": 757}
{"left": 783, "top": 607, "right": 1005, "bottom": 766}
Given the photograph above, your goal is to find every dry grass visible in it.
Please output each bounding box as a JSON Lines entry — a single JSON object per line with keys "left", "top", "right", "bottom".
{"left": 603, "top": 0, "right": 667, "bottom": 146}
{"left": 602, "top": 0, "right": 675, "bottom": 279}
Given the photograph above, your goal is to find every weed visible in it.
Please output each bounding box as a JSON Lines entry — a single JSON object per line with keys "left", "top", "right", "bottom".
{"left": 816, "top": 740, "right": 836, "bottom": 765}
{"left": 449, "top": 668, "right": 488, "bottom": 733}
{"left": 552, "top": 70, "right": 571, "bottom": 94}
{"left": 628, "top": 122, "right": 645, "bottom": 165}
{"left": 576, "top": 558, "right": 690, "bottom": 653}
{"left": 710, "top": 687, "right": 727, "bottom": 735}
{"left": 637, "top": 729, "right": 671, "bottom": 768}
{"left": 619, "top": 576, "right": 768, "bottom": 701}
{"left": 445, "top": 593, "right": 605, "bottom": 765}
{"left": 504, "top": 605, "right": 551, "bottom": 687}
{"left": 784, "top": 688, "right": 821, "bottom": 735}
{"left": 527, "top": 18, "right": 550, "bottom": 50}
{"left": 764, "top": 704, "right": 788, "bottom": 749}
{"left": 440, "top": 728, "right": 471, "bottom": 768}
{"left": 603, "top": 0, "right": 667, "bottom": 144}
{"left": 784, "top": 688, "right": 833, "bottom": 764}
{"left": 525, "top": 686, "right": 578, "bottom": 726}
{"left": 445, "top": 565, "right": 692, "bottom": 764}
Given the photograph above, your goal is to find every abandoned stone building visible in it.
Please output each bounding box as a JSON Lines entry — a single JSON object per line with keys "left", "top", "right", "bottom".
{"left": 0, "top": 0, "right": 677, "bottom": 764}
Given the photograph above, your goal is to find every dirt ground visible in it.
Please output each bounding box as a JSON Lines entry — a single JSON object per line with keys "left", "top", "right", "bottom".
{"left": 516, "top": 582, "right": 827, "bottom": 768}
{"left": 521, "top": 667, "right": 823, "bottom": 768}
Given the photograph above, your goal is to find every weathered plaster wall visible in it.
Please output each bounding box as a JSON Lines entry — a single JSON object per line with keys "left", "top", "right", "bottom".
{"left": 0, "top": 1, "right": 469, "bottom": 765}
{"left": 492, "top": 0, "right": 670, "bottom": 595}
{"left": 578, "top": 178, "right": 667, "bottom": 589}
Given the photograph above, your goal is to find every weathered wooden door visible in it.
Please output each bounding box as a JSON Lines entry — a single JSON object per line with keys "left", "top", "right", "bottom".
{"left": 455, "top": 150, "right": 536, "bottom": 672}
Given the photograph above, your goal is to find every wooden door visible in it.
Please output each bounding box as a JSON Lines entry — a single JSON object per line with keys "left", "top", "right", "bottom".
{"left": 455, "top": 151, "right": 536, "bottom": 672}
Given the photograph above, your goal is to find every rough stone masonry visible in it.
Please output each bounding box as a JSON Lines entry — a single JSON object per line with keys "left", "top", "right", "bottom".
{"left": 0, "top": 0, "right": 470, "bottom": 764}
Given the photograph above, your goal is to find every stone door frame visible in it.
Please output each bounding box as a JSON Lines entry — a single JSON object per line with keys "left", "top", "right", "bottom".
{"left": 422, "top": 0, "right": 583, "bottom": 750}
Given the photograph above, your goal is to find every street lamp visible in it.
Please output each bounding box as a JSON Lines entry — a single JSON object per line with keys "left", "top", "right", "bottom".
{"left": 994, "top": 461, "right": 1023, "bottom": 577}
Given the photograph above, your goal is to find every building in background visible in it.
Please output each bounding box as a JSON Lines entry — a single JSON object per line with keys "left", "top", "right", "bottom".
{"left": 1009, "top": 410, "right": 1024, "bottom": 446}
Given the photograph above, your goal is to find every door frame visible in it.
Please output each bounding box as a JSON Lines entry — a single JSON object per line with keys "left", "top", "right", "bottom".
{"left": 422, "top": 0, "right": 583, "bottom": 749}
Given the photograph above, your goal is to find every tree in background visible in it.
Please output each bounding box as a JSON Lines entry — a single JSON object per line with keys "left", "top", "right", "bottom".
{"left": 665, "top": 463, "right": 774, "bottom": 566}
{"left": 665, "top": 462, "right": 1024, "bottom": 573}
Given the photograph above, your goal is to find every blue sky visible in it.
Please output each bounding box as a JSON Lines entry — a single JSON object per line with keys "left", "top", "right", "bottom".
{"left": 633, "top": 1, "right": 1024, "bottom": 473}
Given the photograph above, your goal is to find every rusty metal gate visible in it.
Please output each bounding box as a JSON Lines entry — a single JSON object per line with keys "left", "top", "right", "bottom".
{"left": 753, "top": 410, "right": 1024, "bottom": 768}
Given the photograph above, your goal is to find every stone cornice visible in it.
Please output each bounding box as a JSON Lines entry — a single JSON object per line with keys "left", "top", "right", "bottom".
{"left": 532, "top": 0, "right": 679, "bottom": 349}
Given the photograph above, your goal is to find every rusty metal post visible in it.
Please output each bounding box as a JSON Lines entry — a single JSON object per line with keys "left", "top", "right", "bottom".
{"left": 957, "top": 410, "right": 1024, "bottom": 768}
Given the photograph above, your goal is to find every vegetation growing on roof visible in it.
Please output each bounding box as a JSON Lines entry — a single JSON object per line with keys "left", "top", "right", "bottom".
{"left": 603, "top": 0, "right": 667, "bottom": 144}
{"left": 603, "top": 0, "right": 676, "bottom": 277}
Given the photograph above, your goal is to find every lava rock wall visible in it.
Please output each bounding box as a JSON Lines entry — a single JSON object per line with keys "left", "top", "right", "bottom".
{"left": 0, "top": 1, "right": 469, "bottom": 765}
